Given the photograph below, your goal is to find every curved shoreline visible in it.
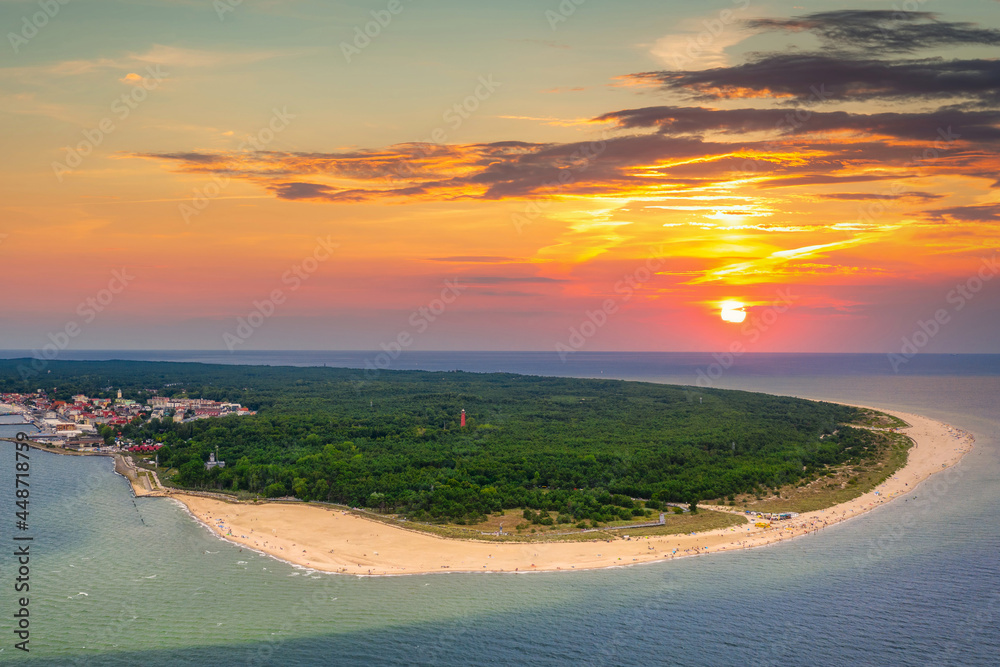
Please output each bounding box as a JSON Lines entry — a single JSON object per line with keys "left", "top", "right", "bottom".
{"left": 168, "top": 404, "right": 973, "bottom": 576}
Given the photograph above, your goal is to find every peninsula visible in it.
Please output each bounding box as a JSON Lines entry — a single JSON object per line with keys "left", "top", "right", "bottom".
{"left": 0, "top": 359, "right": 974, "bottom": 575}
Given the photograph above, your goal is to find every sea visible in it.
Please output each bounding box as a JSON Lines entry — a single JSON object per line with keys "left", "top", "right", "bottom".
{"left": 1, "top": 352, "right": 997, "bottom": 666}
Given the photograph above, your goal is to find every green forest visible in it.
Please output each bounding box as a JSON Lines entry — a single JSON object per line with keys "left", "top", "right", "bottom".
{"left": 0, "top": 359, "right": 890, "bottom": 524}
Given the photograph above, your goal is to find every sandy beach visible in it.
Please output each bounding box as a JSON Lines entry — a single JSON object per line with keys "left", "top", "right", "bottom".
{"left": 169, "top": 406, "right": 973, "bottom": 576}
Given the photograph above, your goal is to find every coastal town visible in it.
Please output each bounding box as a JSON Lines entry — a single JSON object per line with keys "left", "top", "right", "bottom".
{"left": 0, "top": 389, "right": 255, "bottom": 452}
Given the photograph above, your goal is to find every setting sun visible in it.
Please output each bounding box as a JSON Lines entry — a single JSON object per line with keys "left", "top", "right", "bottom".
{"left": 720, "top": 301, "right": 747, "bottom": 323}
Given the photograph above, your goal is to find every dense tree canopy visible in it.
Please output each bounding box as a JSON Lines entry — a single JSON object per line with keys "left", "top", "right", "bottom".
{"left": 0, "top": 360, "right": 884, "bottom": 523}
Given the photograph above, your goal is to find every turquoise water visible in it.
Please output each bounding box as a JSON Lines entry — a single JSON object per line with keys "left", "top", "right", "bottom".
{"left": 1, "top": 354, "right": 998, "bottom": 665}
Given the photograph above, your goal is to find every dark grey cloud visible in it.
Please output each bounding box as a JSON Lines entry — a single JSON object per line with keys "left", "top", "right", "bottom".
{"left": 596, "top": 106, "right": 1000, "bottom": 143}
{"left": 816, "top": 192, "right": 944, "bottom": 202}
{"left": 465, "top": 135, "right": 721, "bottom": 199}
{"left": 629, "top": 11, "right": 1000, "bottom": 106}
{"left": 629, "top": 55, "right": 1000, "bottom": 105}
{"left": 747, "top": 10, "right": 1000, "bottom": 53}
{"left": 926, "top": 204, "right": 1000, "bottom": 222}
{"left": 272, "top": 182, "right": 404, "bottom": 202}
{"left": 428, "top": 256, "right": 516, "bottom": 263}
{"left": 757, "top": 174, "right": 908, "bottom": 188}
{"left": 474, "top": 290, "right": 543, "bottom": 298}
{"left": 143, "top": 152, "right": 223, "bottom": 164}
{"left": 138, "top": 123, "right": 991, "bottom": 202}
{"left": 463, "top": 276, "right": 568, "bottom": 284}
{"left": 270, "top": 182, "right": 339, "bottom": 200}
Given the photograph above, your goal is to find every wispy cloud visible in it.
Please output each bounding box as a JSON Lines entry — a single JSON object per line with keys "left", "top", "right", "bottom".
{"left": 0, "top": 44, "right": 300, "bottom": 81}
{"left": 650, "top": 11, "right": 759, "bottom": 70}
{"left": 428, "top": 256, "right": 516, "bottom": 263}
{"left": 687, "top": 234, "right": 892, "bottom": 284}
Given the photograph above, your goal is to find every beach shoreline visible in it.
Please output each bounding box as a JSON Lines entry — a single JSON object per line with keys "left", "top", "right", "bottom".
{"left": 163, "top": 403, "right": 974, "bottom": 576}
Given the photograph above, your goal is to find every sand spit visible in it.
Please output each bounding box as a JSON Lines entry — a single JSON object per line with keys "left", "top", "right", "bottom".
{"left": 169, "top": 406, "right": 972, "bottom": 576}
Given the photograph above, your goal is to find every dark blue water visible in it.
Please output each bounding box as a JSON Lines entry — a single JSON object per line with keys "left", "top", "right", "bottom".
{"left": 2, "top": 350, "right": 1000, "bottom": 382}
{"left": 1, "top": 353, "right": 997, "bottom": 666}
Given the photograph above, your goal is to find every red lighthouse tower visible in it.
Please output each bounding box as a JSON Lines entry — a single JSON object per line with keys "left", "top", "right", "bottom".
{"left": 461, "top": 409, "right": 466, "bottom": 427}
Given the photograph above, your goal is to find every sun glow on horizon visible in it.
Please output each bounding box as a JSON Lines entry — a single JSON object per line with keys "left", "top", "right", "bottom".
{"left": 720, "top": 300, "right": 747, "bottom": 323}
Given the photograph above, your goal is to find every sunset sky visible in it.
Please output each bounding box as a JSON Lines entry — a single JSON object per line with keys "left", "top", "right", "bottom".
{"left": 2, "top": 0, "right": 998, "bottom": 353}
